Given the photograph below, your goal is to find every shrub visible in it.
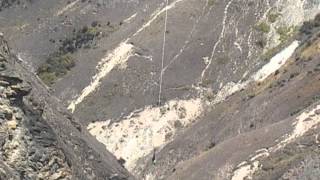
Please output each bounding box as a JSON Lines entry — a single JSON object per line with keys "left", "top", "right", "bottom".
{"left": 277, "top": 26, "right": 292, "bottom": 42}
{"left": 255, "top": 22, "right": 270, "bottom": 33}
{"left": 91, "top": 21, "right": 98, "bottom": 27}
{"left": 268, "top": 12, "right": 280, "bottom": 23}
{"left": 37, "top": 54, "right": 75, "bottom": 85}
{"left": 208, "top": 0, "right": 215, "bottom": 7}
{"left": 300, "top": 21, "right": 314, "bottom": 35}
{"left": 38, "top": 72, "right": 57, "bottom": 85}
{"left": 60, "top": 26, "right": 99, "bottom": 53}
{"left": 37, "top": 23, "right": 102, "bottom": 85}
{"left": 299, "top": 13, "right": 320, "bottom": 36}
{"left": 314, "top": 13, "right": 320, "bottom": 27}
{"left": 256, "top": 38, "right": 267, "bottom": 48}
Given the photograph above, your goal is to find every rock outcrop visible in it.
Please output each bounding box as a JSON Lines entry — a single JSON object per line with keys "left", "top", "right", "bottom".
{"left": 0, "top": 36, "right": 134, "bottom": 179}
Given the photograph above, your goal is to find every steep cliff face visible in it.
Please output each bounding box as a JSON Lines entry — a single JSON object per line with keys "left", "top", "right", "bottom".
{"left": 0, "top": 37, "right": 134, "bottom": 180}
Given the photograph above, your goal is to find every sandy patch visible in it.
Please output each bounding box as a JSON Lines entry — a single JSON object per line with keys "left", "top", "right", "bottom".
{"left": 87, "top": 98, "right": 203, "bottom": 171}
{"left": 231, "top": 104, "right": 320, "bottom": 180}
{"left": 132, "top": 0, "right": 186, "bottom": 37}
{"left": 208, "top": 40, "right": 298, "bottom": 106}
{"left": 124, "top": 13, "right": 137, "bottom": 23}
{"left": 271, "top": 104, "right": 320, "bottom": 152}
{"left": 212, "top": 81, "right": 248, "bottom": 104}
{"left": 68, "top": 42, "right": 134, "bottom": 112}
{"left": 231, "top": 161, "right": 259, "bottom": 180}
{"left": 253, "top": 41, "right": 299, "bottom": 82}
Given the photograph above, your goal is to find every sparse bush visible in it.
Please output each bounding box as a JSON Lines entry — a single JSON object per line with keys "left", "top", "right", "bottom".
{"left": 205, "top": 140, "right": 216, "bottom": 151}
{"left": 0, "top": 0, "right": 30, "bottom": 11}
{"left": 300, "top": 21, "right": 314, "bottom": 35}
{"left": 256, "top": 38, "right": 267, "bottom": 48}
{"left": 255, "top": 22, "right": 270, "bottom": 33}
{"left": 216, "top": 55, "right": 229, "bottom": 64}
{"left": 289, "top": 72, "right": 299, "bottom": 79}
{"left": 314, "top": 13, "right": 320, "bottom": 27}
{"left": 160, "top": 107, "right": 167, "bottom": 116}
{"left": 60, "top": 26, "right": 100, "bottom": 54}
{"left": 37, "top": 54, "right": 75, "bottom": 85}
{"left": 177, "top": 107, "right": 186, "bottom": 119}
{"left": 268, "top": 12, "right": 280, "bottom": 23}
{"left": 208, "top": 0, "right": 215, "bottom": 7}
{"left": 91, "top": 21, "right": 98, "bottom": 27}
{"left": 277, "top": 26, "right": 294, "bottom": 43}
{"left": 261, "top": 46, "right": 281, "bottom": 62}
{"left": 200, "top": 79, "right": 213, "bottom": 87}
{"left": 299, "top": 13, "right": 320, "bottom": 37}
{"left": 174, "top": 120, "right": 183, "bottom": 128}
{"left": 37, "top": 72, "right": 57, "bottom": 85}
{"left": 38, "top": 23, "right": 102, "bottom": 85}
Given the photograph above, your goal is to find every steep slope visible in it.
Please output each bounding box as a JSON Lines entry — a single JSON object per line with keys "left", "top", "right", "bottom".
{"left": 1, "top": 0, "right": 320, "bottom": 180}
{"left": 138, "top": 19, "right": 320, "bottom": 179}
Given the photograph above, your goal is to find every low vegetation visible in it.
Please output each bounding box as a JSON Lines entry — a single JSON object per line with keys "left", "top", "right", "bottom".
{"left": 261, "top": 45, "right": 280, "bottom": 62}
{"left": 0, "top": 0, "right": 30, "bottom": 11}
{"left": 37, "top": 54, "right": 75, "bottom": 85}
{"left": 256, "top": 37, "right": 267, "bottom": 48}
{"left": 38, "top": 22, "right": 103, "bottom": 85}
{"left": 260, "top": 25, "right": 297, "bottom": 61}
{"left": 267, "top": 10, "right": 281, "bottom": 23}
{"left": 299, "top": 13, "right": 320, "bottom": 37}
{"left": 208, "top": 0, "right": 215, "bottom": 7}
{"left": 277, "top": 26, "right": 297, "bottom": 43}
{"left": 59, "top": 25, "right": 101, "bottom": 54}
{"left": 255, "top": 21, "right": 270, "bottom": 33}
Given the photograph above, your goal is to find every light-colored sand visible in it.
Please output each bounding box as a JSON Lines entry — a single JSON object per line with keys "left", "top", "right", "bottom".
{"left": 231, "top": 161, "right": 259, "bottom": 180}
{"left": 87, "top": 98, "right": 202, "bottom": 171}
{"left": 212, "top": 81, "right": 248, "bottom": 104}
{"left": 145, "top": 174, "right": 156, "bottom": 180}
{"left": 68, "top": 42, "right": 134, "bottom": 112}
{"left": 212, "top": 40, "right": 299, "bottom": 105}
{"left": 132, "top": 0, "right": 186, "bottom": 37}
{"left": 231, "top": 104, "right": 320, "bottom": 180}
{"left": 271, "top": 104, "right": 320, "bottom": 152}
{"left": 253, "top": 41, "right": 299, "bottom": 82}
{"left": 124, "top": 13, "right": 137, "bottom": 23}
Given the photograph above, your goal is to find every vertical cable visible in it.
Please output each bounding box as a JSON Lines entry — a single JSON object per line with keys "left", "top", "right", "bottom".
{"left": 158, "top": 0, "right": 169, "bottom": 105}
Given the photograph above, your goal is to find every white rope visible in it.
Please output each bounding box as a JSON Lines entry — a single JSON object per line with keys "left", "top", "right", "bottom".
{"left": 158, "top": 0, "right": 169, "bottom": 105}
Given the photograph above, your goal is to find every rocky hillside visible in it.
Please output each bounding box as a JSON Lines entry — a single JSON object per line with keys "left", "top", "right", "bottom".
{"left": 0, "top": 36, "right": 134, "bottom": 180}
{"left": 0, "top": 0, "right": 320, "bottom": 179}
{"left": 145, "top": 21, "right": 320, "bottom": 180}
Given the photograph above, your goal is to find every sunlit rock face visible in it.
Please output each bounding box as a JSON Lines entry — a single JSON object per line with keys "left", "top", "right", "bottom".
{"left": 0, "top": 36, "right": 134, "bottom": 180}
{"left": 0, "top": 37, "right": 72, "bottom": 179}
{"left": 264, "top": 0, "right": 320, "bottom": 49}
